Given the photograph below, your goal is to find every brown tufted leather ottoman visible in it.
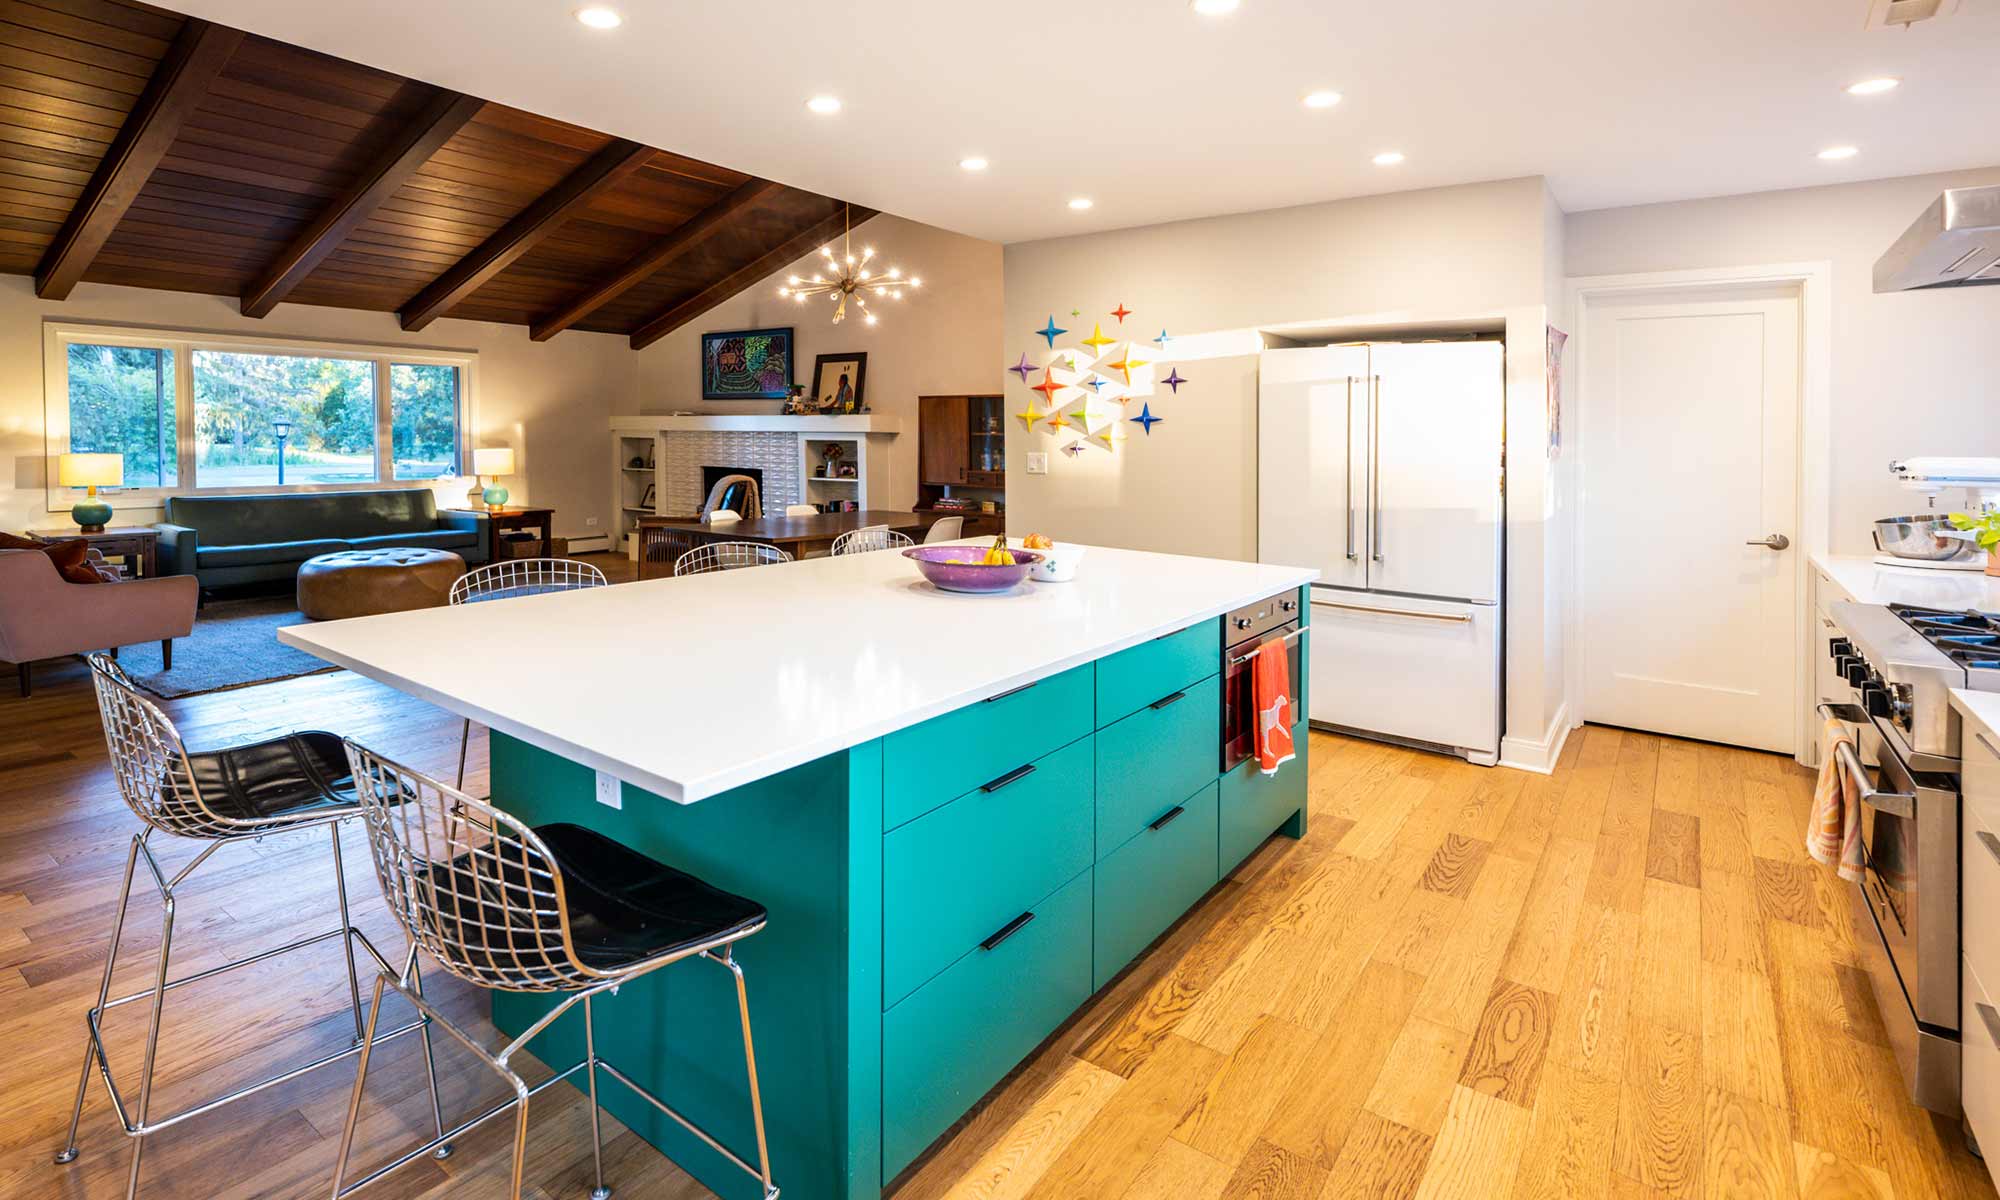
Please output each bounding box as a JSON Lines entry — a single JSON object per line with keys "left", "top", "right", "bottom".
{"left": 296, "top": 548, "right": 465, "bottom": 621}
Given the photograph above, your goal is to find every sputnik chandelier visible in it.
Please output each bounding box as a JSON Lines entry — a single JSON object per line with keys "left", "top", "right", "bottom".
{"left": 777, "top": 204, "right": 920, "bottom": 325}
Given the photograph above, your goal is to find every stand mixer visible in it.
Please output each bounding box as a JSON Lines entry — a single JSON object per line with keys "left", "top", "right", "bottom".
{"left": 1876, "top": 457, "right": 2000, "bottom": 570}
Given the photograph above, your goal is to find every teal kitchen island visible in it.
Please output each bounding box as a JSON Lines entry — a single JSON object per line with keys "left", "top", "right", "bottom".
{"left": 279, "top": 544, "right": 1315, "bottom": 1199}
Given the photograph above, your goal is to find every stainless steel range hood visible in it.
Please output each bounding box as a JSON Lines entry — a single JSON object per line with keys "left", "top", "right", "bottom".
{"left": 1875, "top": 186, "right": 2000, "bottom": 292}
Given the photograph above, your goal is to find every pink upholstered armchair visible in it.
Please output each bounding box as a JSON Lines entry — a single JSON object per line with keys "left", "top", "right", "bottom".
{"left": 0, "top": 549, "right": 197, "bottom": 698}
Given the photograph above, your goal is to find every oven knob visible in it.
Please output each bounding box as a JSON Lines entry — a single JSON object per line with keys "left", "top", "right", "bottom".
{"left": 1844, "top": 660, "right": 1869, "bottom": 687}
{"left": 1280, "top": 599, "right": 1298, "bottom": 613}
{"left": 1862, "top": 684, "right": 1892, "bottom": 719}
{"left": 1828, "top": 637, "right": 1852, "bottom": 660}
{"left": 1235, "top": 617, "right": 1253, "bottom": 630}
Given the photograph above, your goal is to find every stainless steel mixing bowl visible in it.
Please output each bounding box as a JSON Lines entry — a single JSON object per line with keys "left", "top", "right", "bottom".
{"left": 1872, "top": 515, "right": 1981, "bottom": 561}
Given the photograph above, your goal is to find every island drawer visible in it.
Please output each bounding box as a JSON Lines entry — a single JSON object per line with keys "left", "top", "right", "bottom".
{"left": 1094, "top": 780, "right": 1219, "bottom": 989}
{"left": 1096, "top": 620, "right": 1221, "bottom": 728}
{"left": 882, "top": 868, "right": 1093, "bottom": 1178}
{"left": 882, "top": 663, "right": 1094, "bottom": 831}
{"left": 1219, "top": 725, "right": 1308, "bottom": 872}
{"left": 1096, "top": 673, "right": 1221, "bottom": 854}
{"left": 882, "top": 735, "right": 1094, "bottom": 1007}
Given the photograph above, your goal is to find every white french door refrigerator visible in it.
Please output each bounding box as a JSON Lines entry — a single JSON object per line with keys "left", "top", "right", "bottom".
{"left": 1257, "top": 340, "right": 1505, "bottom": 764}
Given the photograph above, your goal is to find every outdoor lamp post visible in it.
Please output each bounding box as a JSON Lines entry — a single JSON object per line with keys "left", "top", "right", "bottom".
{"left": 272, "top": 417, "right": 292, "bottom": 485}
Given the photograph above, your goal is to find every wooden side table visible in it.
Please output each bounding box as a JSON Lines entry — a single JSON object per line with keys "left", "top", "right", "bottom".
{"left": 29, "top": 526, "right": 160, "bottom": 579}
{"left": 450, "top": 506, "right": 554, "bottom": 562}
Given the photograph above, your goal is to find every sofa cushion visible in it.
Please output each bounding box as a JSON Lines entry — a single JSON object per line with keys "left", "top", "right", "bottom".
{"left": 165, "top": 489, "right": 441, "bottom": 544}
{"left": 0, "top": 532, "right": 111, "bottom": 584}
{"left": 196, "top": 539, "right": 352, "bottom": 569}
{"left": 346, "top": 530, "right": 478, "bottom": 553}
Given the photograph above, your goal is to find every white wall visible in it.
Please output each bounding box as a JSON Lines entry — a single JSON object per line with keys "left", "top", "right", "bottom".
{"left": 0, "top": 275, "right": 636, "bottom": 542}
{"left": 1000, "top": 176, "right": 1570, "bottom": 764}
{"left": 629, "top": 214, "right": 1004, "bottom": 510}
{"left": 1566, "top": 166, "right": 2000, "bottom": 554}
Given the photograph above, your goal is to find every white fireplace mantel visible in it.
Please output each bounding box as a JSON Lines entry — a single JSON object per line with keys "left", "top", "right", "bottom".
{"left": 609, "top": 414, "right": 900, "bottom": 436}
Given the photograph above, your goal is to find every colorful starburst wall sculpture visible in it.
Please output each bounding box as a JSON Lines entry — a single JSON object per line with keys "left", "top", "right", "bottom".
{"left": 1007, "top": 303, "right": 1183, "bottom": 462}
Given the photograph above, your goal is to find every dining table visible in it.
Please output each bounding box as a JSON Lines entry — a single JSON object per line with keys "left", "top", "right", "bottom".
{"left": 635, "top": 509, "right": 933, "bottom": 576}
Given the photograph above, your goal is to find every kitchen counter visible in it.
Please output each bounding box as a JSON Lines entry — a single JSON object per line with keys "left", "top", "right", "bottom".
{"left": 280, "top": 544, "right": 1316, "bottom": 1200}
{"left": 279, "top": 542, "right": 1314, "bottom": 802}
{"left": 1952, "top": 688, "right": 2000, "bottom": 748}
{"left": 1812, "top": 550, "right": 2000, "bottom": 611}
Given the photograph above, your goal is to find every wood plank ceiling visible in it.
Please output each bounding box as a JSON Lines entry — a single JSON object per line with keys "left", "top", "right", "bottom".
{"left": 0, "top": 0, "right": 875, "bottom": 348}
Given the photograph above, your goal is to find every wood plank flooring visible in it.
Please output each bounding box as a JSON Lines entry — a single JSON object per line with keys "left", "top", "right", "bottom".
{"left": 1, "top": 584, "right": 1991, "bottom": 1199}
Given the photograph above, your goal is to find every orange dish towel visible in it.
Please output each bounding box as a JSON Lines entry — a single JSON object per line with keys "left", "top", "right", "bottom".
{"left": 1805, "top": 717, "right": 1865, "bottom": 883}
{"left": 1254, "top": 637, "right": 1297, "bottom": 776}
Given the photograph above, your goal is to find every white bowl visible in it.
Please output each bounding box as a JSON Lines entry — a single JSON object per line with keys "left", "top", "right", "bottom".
{"left": 1030, "top": 542, "right": 1084, "bottom": 582}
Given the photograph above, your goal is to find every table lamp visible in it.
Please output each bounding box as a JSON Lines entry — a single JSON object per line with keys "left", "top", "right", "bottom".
{"left": 58, "top": 452, "right": 122, "bottom": 532}
{"left": 473, "top": 446, "right": 515, "bottom": 511}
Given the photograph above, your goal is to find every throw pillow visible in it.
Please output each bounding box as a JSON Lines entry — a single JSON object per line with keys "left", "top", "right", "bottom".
{"left": 0, "top": 531, "right": 41, "bottom": 551}
{"left": 43, "top": 538, "right": 109, "bottom": 585}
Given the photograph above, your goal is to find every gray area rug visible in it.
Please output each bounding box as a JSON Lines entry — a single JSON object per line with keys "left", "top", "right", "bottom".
{"left": 118, "top": 595, "right": 337, "bottom": 699}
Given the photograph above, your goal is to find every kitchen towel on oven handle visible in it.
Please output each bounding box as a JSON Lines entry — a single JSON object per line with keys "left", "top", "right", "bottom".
{"left": 1806, "top": 716, "right": 1865, "bottom": 883}
{"left": 1254, "top": 636, "right": 1296, "bottom": 776}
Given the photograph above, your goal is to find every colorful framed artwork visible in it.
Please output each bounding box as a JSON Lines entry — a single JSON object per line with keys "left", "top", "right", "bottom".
{"left": 810, "top": 352, "right": 868, "bottom": 413}
{"left": 701, "top": 327, "right": 796, "bottom": 400}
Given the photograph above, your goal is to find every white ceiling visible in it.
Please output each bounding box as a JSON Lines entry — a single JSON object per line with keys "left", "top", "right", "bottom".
{"left": 163, "top": 0, "right": 2000, "bottom": 245}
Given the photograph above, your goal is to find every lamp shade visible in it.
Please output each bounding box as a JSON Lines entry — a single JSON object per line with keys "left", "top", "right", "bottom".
{"left": 58, "top": 452, "right": 123, "bottom": 488}
{"left": 472, "top": 447, "right": 516, "bottom": 477}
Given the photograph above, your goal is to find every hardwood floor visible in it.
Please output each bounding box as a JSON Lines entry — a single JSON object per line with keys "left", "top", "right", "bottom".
{"left": 2, "top": 595, "right": 1991, "bottom": 1198}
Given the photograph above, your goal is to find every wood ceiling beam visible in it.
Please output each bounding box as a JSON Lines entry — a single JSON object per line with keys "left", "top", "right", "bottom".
{"left": 629, "top": 206, "right": 875, "bottom": 351}
{"left": 241, "top": 90, "right": 485, "bottom": 318}
{"left": 34, "top": 19, "right": 244, "bottom": 301}
{"left": 529, "top": 177, "right": 784, "bottom": 342}
{"left": 398, "top": 138, "right": 654, "bottom": 332}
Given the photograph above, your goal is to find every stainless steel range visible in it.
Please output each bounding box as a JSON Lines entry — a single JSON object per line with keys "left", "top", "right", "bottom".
{"left": 1824, "top": 600, "right": 2000, "bottom": 1114}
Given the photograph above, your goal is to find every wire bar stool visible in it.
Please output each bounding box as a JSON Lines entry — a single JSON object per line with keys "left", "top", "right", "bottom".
{"left": 447, "top": 558, "right": 607, "bottom": 788}
{"left": 331, "top": 743, "right": 778, "bottom": 1200}
{"left": 829, "top": 527, "right": 915, "bottom": 556}
{"left": 55, "top": 655, "right": 446, "bottom": 1200}
{"left": 673, "top": 541, "right": 793, "bottom": 576}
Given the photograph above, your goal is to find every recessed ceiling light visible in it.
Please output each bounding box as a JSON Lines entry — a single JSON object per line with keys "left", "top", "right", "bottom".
{"left": 1191, "top": 0, "right": 1241, "bottom": 14}
{"left": 1847, "top": 77, "right": 1900, "bottom": 96}
{"left": 806, "top": 95, "right": 842, "bottom": 115}
{"left": 1068, "top": 197, "right": 1094, "bottom": 211}
{"left": 1372, "top": 151, "right": 1405, "bottom": 166}
{"left": 959, "top": 156, "right": 989, "bottom": 172}
{"left": 1818, "top": 144, "right": 1859, "bottom": 160}
{"left": 573, "top": 6, "right": 622, "bottom": 29}
{"left": 1302, "top": 90, "right": 1342, "bottom": 110}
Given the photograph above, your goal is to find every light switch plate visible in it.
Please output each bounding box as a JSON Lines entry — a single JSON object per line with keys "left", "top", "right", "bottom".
{"left": 594, "top": 770, "right": 622, "bottom": 810}
{"left": 1026, "top": 452, "right": 1049, "bottom": 475}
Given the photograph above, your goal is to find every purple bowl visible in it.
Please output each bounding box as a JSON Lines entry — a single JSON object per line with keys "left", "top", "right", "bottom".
{"left": 902, "top": 545, "right": 1045, "bottom": 593}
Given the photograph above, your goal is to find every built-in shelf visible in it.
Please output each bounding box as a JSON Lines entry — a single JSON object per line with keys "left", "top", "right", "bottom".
{"left": 809, "top": 476, "right": 858, "bottom": 485}
{"left": 622, "top": 466, "right": 654, "bottom": 474}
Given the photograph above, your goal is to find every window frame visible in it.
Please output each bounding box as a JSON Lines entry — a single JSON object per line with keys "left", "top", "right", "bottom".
{"left": 43, "top": 321, "right": 477, "bottom": 515}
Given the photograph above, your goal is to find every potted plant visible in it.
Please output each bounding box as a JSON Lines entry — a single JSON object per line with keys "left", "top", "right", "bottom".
{"left": 1948, "top": 510, "right": 2000, "bottom": 577}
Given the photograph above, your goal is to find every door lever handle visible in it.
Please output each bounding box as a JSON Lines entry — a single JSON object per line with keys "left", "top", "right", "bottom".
{"left": 1746, "top": 534, "right": 1791, "bottom": 550}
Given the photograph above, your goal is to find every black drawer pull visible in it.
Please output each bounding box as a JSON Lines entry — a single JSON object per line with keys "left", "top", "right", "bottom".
{"left": 981, "top": 763, "right": 1037, "bottom": 793}
{"left": 1148, "top": 690, "right": 1188, "bottom": 710}
{"left": 979, "top": 911, "right": 1035, "bottom": 951}
{"left": 985, "top": 681, "right": 1035, "bottom": 704}
{"left": 1149, "top": 805, "right": 1187, "bottom": 832}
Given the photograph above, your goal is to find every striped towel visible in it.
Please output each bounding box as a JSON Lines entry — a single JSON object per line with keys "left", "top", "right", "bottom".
{"left": 1805, "top": 717, "right": 1865, "bottom": 882}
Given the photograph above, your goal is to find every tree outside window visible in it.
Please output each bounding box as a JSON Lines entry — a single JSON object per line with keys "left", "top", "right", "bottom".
{"left": 191, "top": 351, "right": 376, "bottom": 488}
{"left": 391, "top": 363, "right": 460, "bottom": 480}
{"left": 66, "top": 344, "right": 175, "bottom": 487}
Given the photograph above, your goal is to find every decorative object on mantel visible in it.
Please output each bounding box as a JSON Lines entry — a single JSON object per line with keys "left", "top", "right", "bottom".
{"left": 1007, "top": 304, "right": 1177, "bottom": 461}
{"left": 777, "top": 203, "right": 920, "bottom": 326}
{"left": 785, "top": 384, "right": 816, "bottom": 415}
{"left": 811, "top": 353, "right": 868, "bottom": 413}
{"left": 58, "top": 452, "right": 122, "bottom": 531}
{"left": 702, "top": 327, "right": 796, "bottom": 400}
{"left": 472, "top": 446, "right": 516, "bottom": 510}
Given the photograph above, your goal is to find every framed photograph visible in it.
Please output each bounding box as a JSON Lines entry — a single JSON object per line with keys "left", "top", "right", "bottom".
{"left": 810, "top": 352, "right": 868, "bottom": 413}
{"left": 701, "top": 327, "right": 795, "bottom": 400}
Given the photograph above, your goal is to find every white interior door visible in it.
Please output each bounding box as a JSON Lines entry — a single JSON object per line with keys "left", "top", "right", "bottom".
{"left": 1580, "top": 285, "right": 1801, "bottom": 752}
{"left": 1258, "top": 346, "right": 1371, "bottom": 589}
{"left": 1368, "top": 341, "right": 1506, "bottom": 602}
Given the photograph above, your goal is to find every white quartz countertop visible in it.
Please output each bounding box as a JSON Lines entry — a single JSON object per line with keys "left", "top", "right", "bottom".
{"left": 1951, "top": 689, "right": 2000, "bottom": 749}
{"left": 279, "top": 544, "right": 1316, "bottom": 803}
{"left": 1812, "top": 551, "right": 2000, "bottom": 611}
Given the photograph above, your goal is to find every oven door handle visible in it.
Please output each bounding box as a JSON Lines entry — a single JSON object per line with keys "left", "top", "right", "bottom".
{"left": 1833, "top": 741, "right": 1916, "bottom": 820}
{"left": 1225, "top": 625, "right": 1306, "bottom": 669}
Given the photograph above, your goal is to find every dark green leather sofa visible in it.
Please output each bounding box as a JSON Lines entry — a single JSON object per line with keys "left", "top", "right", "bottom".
{"left": 156, "top": 490, "right": 489, "bottom": 589}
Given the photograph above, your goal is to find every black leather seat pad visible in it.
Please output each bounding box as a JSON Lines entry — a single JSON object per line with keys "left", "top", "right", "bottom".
{"left": 186, "top": 731, "right": 357, "bottom": 824}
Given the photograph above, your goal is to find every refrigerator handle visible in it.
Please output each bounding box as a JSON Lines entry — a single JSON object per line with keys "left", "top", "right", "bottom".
{"left": 1369, "top": 373, "right": 1383, "bottom": 563}
{"left": 1344, "top": 377, "right": 1357, "bottom": 561}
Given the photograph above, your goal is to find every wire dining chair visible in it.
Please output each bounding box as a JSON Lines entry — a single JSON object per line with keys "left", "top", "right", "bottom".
{"left": 447, "top": 558, "right": 607, "bottom": 789}
{"left": 783, "top": 504, "right": 818, "bottom": 517}
{"left": 331, "top": 743, "right": 776, "bottom": 1200}
{"left": 923, "top": 516, "right": 965, "bottom": 543}
{"left": 674, "top": 542, "right": 793, "bottom": 576}
{"left": 829, "top": 527, "right": 915, "bottom": 556}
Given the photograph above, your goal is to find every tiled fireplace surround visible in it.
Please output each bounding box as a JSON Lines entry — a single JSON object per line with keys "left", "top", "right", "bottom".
{"left": 658, "top": 430, "right": 801, "bottom": 514}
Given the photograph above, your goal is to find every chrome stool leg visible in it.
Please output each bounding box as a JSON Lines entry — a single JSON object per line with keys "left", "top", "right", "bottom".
{"left": 456, "top": 717, "right": 472, "bottom": 790}
{"left": 124, "top": 872, "right": 178, "bottom": 1200}
{"left": 54, "top": 831, "right": 144, "bottom": 1166}
{"left": 585, "top": 994, "right": 609, "bottom": 1200}
{"left": 329, "top": 824, "right": 367, "bottom": 1044}
{"left": 715, "top": 947, "right": 777, "bottom": 1200}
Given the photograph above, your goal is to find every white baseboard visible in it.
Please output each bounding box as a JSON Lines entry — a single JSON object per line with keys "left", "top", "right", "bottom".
{"left": 565, "top": 533, "right": 612, "bottom": 554}
{"left": 1498, "top": 702, "right": 1577, "bottom": 774}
